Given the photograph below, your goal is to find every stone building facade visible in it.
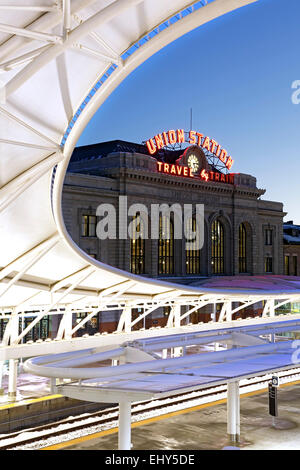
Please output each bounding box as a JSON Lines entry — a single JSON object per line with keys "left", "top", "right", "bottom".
{"left": 283, "top": 221, "right": 300, "bottom": 276}
{"left": 62, "top": 140, "right": 285, "bottom": 281}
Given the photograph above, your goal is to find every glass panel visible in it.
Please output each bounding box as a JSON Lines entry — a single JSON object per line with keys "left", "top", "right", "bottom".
{"left": 130, "top": 214, "right": 145, "bottom": 274}
{"left": 158, "top": 215, "right": 174, "bottom": 275}
{"left": 186, "top": 217, "right": 200, "bottom": 274}
{"left": 239, "top": 223, "right": 247, "bottom": 273}
{"left": 211, "top": 219, "right": 224, "bottom": 274}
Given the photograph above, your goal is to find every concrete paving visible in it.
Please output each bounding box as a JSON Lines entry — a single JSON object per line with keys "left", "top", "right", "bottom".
{"left": 65, "top": 383, "right": 300, "bottom": 450}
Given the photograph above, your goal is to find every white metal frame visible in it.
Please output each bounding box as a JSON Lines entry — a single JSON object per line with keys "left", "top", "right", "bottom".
{"left": 3, "top": 0, "right": 298, "bottom": 406}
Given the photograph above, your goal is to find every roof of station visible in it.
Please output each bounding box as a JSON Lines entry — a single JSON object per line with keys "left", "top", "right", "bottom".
{"left": 194, "top": 275, "right": 300, "bottom": 293}
{"left": 24, "top": 317, "right": 300, "bottom": 402}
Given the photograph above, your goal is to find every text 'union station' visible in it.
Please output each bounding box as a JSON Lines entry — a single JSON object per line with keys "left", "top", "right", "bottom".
{"left": 146, "top": 129, "right": 234, "bottom": 170}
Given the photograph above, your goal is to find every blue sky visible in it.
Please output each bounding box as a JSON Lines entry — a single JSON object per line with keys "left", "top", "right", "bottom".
{"left": 77, "top": 0, "right": 300, "bottom": 223}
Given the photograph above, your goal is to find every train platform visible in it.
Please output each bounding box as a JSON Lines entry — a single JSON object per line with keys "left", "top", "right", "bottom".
{"left": 58, "top": 381, "right": 300, "bottom": 451}
{"left": 0, "top": 367, "right": 107, "bottom": 434}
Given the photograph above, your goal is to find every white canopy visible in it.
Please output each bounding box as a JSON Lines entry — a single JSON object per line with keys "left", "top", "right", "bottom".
{"left": 3, "top": 0, "right": 297, "bottom": 324}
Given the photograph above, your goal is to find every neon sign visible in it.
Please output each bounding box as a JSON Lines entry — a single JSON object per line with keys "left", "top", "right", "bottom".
{"left": 157, "top": 162, "right": 193, "bottom": 178}
{"left": 146, "top": 129, "right": 234, "bottom": 170}
{"left": 157, "top": 162, "right": 235, "bottom": 184}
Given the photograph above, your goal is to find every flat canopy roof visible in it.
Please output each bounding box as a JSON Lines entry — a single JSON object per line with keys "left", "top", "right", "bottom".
{"left": 25, "top": 318, "right": 300, "bottom": 403}
{"left": 193, "top": 275, "right": 300, "bottom": 293}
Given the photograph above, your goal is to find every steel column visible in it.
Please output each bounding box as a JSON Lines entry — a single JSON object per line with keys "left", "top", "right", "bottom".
{"left": 227, "top": 381, "right": 240, "bottom": 442}
{"left": 118, "top": 400, "right": 132, "bottom": 450}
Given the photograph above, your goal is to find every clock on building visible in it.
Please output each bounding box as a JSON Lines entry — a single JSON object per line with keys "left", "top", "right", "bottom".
{"left": 187, "top": 153, "right": 200, "bottom": 174}
{"left": 177, "top": 145, "right": 209, "bottom": 176}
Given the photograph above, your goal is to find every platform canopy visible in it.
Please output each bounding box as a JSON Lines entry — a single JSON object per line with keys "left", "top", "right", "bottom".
{"left": 0, "top": 0, "right": 267, "bottom": 315}
{"left": 24, "top": 318, "right": 300, "bottom": 402}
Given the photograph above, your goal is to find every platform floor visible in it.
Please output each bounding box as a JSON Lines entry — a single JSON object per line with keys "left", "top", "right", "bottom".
{"left": 0, "top": 365, "right": 51, "bottom": 406}
{"left": 64, "top": 383, "right": 300, "bottom": 451}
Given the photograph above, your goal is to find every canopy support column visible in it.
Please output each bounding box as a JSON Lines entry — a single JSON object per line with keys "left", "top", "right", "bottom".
{"left": 8, "top": 359, "right": 18, "bottom": 401}
{"left": 118, "top": 400, "right": 132, "bottom": 450}
{"left": 227, "top": 381, "right": 240, "bottom": 443}
{"left": 0, "top": 361, "right": 4, "bottom": 394}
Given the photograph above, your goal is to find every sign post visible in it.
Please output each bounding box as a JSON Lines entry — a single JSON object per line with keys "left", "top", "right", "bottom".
{"left": 269, "top": 376, "right": 279, "bottom": 427}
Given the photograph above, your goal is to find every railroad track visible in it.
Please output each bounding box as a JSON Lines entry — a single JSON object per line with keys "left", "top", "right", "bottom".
{"left": 1, "top": 368, "right": 300, "bottom": 450}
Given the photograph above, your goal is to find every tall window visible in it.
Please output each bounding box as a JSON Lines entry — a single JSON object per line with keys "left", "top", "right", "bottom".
{"left": 293, "top": 256, "right": 298, "bottom": 276}
{"left": 265, "top": 256, "right": 273, "bottom": 273}
{"left": 81, "top": 214, "right": 96, "bottom": 237}
{"left": 265, "top": 229, "right": 273, "bottom": 246}
{"left": 158, "top": 215, "right": 174, "bottom": 274}
{"left": 186, "top": 217, "right": 200, "bottom": 274}
{"left": 239, "top": 223, "right": 247, "bottom": 273}
{"left": 130, "top": 214, "right": 145, "bottom": 274}
{"left": 211, "top": 219, "right": 225, "bottom": 274}
{"left": 285, "top": 255, "right": 290, "bottom": 275}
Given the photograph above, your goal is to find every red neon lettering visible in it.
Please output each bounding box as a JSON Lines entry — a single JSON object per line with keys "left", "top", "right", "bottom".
{"left": 210, "top": 171, "right": 214, "bottom": 180}
{"left": 215, "top": 144, "right": 221, "bottom": 157}
{"left": 177, "top": 129, "right": 185, "bottom": 144}
{"left": 219, "top": 149, "right": 227, "bottom": 163}
{"left": 196, "top": 132, "right": 203, "bottom": 146}
{"left": 155, "top": 134, "right": 164, "bottom": 150}
{"left": 210, "top": 139, "right": 218, "bottom": 154}
{"left": 170, "top": 165, "right": 177, "bottom": 175}
{"left": 189, "top": 130, "right": 197, "bottom": 145}
{"left": 221, "top": 174, "right": 226, "bottom": 183}
{"left": 168, "top": 130, "right": 177, "bottom": 144}
{"left": 202, "top": 136, "right": 211, "bottom": 151}
{"left": 214, "top": 172, "right": 220, "bottom": 181}
{"left": 146, "top": 139, "right": 156, "bottom": 155}
{"left": 201, "top": 169, "right": 209, "bottom": 181}
{"left": 226, "top": 157, "right": 234, "bottom": 170}
{"left": 163, "top": 132, "right": 169, "bottom": 146}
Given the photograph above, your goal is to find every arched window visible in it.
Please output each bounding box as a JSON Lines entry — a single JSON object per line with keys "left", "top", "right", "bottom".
{"left": 158, "top": 215, "right": 174, "bottom": 274}
{"left": 239, "top": 223, "right": 247, "bottom": 273}
{"left": 186, "top": 217, "right": 200, "bottom": 274}
{"left": 211, "top": 219, "right": 224, "bottom": 274}
{"left": 130, "top": 214, "right": 145, "bottom": 274}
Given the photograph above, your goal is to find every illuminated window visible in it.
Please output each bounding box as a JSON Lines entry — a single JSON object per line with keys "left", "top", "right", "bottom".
{"left": 158, "top": 215, "right": 174, "bottom": 275}
{"left": 130, "top": 214, "right": 145, "bottom": 274}
{"left": 186, "top": 217, "right": 200, "bottom": 274}
{"left": 285, "top": 255, "right": 290, "bottom": 275}
{"left": 239, "top": 223, "right": 247, "bottom": 273}
{"left": 81, "top": 214, "right": 96, "bottom": 237}
{"left": 211, "top": 219, "right": 224, "bottom": 274}
{"left": 265, "top": 257, "right": 273, "bottom": 273}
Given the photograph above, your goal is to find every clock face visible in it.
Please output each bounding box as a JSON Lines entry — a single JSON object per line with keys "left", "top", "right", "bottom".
{"left": 187, "top": 154, "right": 200, "bottom": 173}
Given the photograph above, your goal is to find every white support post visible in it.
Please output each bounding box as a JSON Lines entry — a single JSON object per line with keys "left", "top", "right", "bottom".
{"left": 227, "top": 381, "right": 240, "bottom": 443}
{"left": 269, "top": 299, "right": 275, "bottom": 342}
{"left": 118, "top": 401, "right": 132, "bottom": 450}
{"left": 173, "top": 304, "right": 182, "bottom": 357}
{"left": 269, "top": 299, "right": 275, "bottom": 317}
{"left": 8, "top": 309, "right": 19, "bottom": 401}
{"left": 0, "top": 361, "right": 4, "bottom": 394}
{"left": 117, "top": 304, "right": 132, "bottom": 333}
{"left": 8, "top": 359, "right": 18, "bottom": 401}
{"left": 211, "top": 302, "right": 216, "bottom": 322}
{"left": 226, "top": 301, "right": 232, "bottom": 322}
